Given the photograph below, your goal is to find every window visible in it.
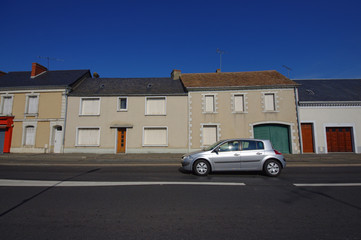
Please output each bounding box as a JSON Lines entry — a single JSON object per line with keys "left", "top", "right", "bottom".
{"left": 118, "top": 97, "right": 128, "bottom": 111}
{"left": 234, "top": 95, "right": 244, "bottom": 112}
{"left": 264, "top": 93, "right": 275, "bottom": 111}
{"left": 76, "top": 128, "right": 100, "bottom": 146}
{"left": 146, "top": 97, "right": 166, "bottom": 115}
{"left": 80, "top": 98, "right": 100, "bottom": 115}
{"left": 1, "top": 95, "right": 13, "bottom": 115}
{"left": 241, "top": 140, "right": 264, "bottom": 151}
{"left": 143, "top": 127, "right": 168, "bottom": 146}
{"left": 25, "top": 95, "right": 39, "bottom": 115}
{"left": 202, "top": 125, "right": 218, "bottom": 146}
{"left": 203, "top": 95, "right": 216, "bottom": 113}
{"left": 218, "top": 140, "right": 240, "bottom": 152}
{"left": 25, "top": 126, "right": 35, "bottom": 146}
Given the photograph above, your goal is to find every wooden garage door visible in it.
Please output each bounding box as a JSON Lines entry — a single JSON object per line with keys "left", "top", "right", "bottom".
{"left": 326, "top": 127, "right": 353, "bottom": 152}
{"left": 254, "top": 124, "right": 291, "bottom": 154}
{"left": 301, "top": 123, "right": 314, "bottom": 153}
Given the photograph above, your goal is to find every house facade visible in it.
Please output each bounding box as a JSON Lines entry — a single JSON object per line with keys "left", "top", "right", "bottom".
{"left": 0, "top": 63, "right": 90, "bottom": 153}
{"left": 176, "top": 70, "right": 301, "bottom": 154}
{"left": 295, "top": 79, "right": 361, "bottom": 154}
{"left": 64, "top": 77, "right": 188, "bottom": 153}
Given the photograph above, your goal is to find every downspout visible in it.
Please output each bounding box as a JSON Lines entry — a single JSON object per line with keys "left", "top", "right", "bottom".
{"left": 62, "top": 88, "right": 70, "bottom": 153}
{"left": 294, "top": 86, "right": 303, "bottom": 154}
{"left": 188, "top": 93, "right": 191, "bottom": 153}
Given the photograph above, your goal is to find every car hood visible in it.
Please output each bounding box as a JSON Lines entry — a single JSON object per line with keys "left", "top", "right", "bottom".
{"left": 183, "top": 150, "right": 205, "bottom": 158}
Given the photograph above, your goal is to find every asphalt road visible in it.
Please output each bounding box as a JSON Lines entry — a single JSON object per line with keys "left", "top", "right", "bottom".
{"left": 0, "top": 165, "right": 361, "bottom": 240}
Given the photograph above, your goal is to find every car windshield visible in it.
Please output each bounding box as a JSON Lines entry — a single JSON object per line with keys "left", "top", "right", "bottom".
{"left": 204, "top": 140, "right": 224, "bottom": 151}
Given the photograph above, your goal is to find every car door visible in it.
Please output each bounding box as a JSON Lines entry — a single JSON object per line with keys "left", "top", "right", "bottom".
{"left": 239, "top": 140, "right": 265, "bottom": 170}
{"left": 209, "top": 140, "right": 242, "bottom": 171}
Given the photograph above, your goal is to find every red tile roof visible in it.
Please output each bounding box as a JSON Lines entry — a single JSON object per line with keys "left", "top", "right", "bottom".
{"left": 180, "top": 70, "right": 297, "bottom": 88}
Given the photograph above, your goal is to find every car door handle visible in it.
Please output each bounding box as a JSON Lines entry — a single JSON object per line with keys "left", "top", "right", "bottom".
{"left": 256, "top": 152, "right": 263, "bottom": 155}
{"left": 234, "top": 153, "right": 240, "bottom": 156}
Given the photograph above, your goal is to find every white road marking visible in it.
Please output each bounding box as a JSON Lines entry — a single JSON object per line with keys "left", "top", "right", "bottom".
{"left": 0, "top": 179, "right": 245, "bottom": 187}
{"left": 294, "top": 183, "right": 361, "bottom": 187}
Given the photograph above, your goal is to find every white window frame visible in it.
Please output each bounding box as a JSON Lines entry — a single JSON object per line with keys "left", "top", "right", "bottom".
{"left": 79, "top": 97, "right": 101, "bottom": 116}
{"left": 201, "top": 124, "right": 220, "bottom": 147}
{"left": 262, "top": 92, "right": 278, "bottom": 112}
{"left": 142, "top": 126, "right": 168, "bottom": 147}
{"left": 232, "top": 93, "right": 247, "bottom": 113}
{"left": 0, "top": 94, "right": 14, "bottom": 115}
{"left": 145, "top": 97, "right": 166, "bottom": 116}
{"left": 25, "top": 93, "right": 40, "bottom": 116}
{"left": 76, "top": 127, "right": 101, "bottom": 146}
{"left": 202, "top": 94, "right": 217, "bottom": 113}
{"left": 117, "top": 97, "right": 128, "bottom": 112}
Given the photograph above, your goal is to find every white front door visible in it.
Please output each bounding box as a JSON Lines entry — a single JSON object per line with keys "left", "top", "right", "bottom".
{"left": 54, "top": 126, "right": 63, "bottom": 153}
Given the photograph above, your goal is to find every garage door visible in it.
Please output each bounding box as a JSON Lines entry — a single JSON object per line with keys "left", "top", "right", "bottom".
{"left": 326, "top": 127, "right": 353, "bottom": 152}
{"left": 254, "top": 124, "right": 291, "bottom": 154}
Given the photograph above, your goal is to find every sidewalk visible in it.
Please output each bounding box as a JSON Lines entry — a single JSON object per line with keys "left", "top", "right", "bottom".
{"left": 1, "top": 152, "right": 361, "bottom": 167}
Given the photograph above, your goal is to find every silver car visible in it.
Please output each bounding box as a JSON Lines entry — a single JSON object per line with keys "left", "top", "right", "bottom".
{"left": 181, "top": 139, "right": 286, "bottom": 177}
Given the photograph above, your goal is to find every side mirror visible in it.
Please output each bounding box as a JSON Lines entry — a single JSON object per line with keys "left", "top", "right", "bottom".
{"left": 212, "top": 148, "right": 219, "bottom": 154}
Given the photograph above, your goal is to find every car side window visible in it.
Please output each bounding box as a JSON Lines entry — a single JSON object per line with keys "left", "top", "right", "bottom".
{"left": 241, "top": 141, "right": 259, "bottom": 151}
{"left": 218, "top": 141, "right": 240, "bottom": 152}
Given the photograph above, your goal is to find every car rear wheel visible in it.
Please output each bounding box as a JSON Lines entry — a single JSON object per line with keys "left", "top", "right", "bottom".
{"left": 263, "top": 159, "right": 282, "bottom": 177}
{"left": 193, "top": 160, "right": 210, "bottom": 176}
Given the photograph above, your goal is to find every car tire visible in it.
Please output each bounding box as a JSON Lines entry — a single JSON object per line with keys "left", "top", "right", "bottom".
{"left": 263, "top": 159, "right": 282, "bottom": 177}
{"left": 193, "top": 160, "right": 210, "bottom": 176}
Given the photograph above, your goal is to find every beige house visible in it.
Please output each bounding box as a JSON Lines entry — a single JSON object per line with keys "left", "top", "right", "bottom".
{"left": 175, "top": 70, "right": 301, "bottom": 154}
{"left": 0, "top": 63, "right": 90, "bottom": 153}
{"left": 64, "top": 77, "right": 188, "bottom": 153}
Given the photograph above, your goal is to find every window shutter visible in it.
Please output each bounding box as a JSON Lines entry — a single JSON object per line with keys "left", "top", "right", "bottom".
{"left": 234, "top": 95, "right": 244, "bottom": 112}
{"left": 81, "top": 99, "right": 100, "bottom": 115}
{"left": 203, "top": 126, "right": 217, "bottom": 145}
{"left": 146, "top": 98, "right": 165, "bottom": 115}
{"left": 78, "top": 128, "right": 100, "bottom": 145}
{"left": 25, "top": 126, "right": 35, "bottom": 146}
{"left": 27, "top": 96, "right": 38, "bottom": 114}
{"left": 205, "top": 95, "right": 214, "bottom": 112}
{"left": 2, "top": 96, "right": 12, "bottom": 115}
{"left": 144, "top": 128, "right": 167, "bottom": 145}
{"left": 264, "top": 94, "right": 275, "bottom": 111}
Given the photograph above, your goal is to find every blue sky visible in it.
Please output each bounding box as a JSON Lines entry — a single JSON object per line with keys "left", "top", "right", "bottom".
{"left": 1, "top": 0, "right": 361, "bottom": 79}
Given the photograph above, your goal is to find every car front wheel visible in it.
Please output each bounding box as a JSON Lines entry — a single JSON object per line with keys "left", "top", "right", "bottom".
{"left": 193, "top": 160, "right": 210, "bottom": 176}
{"left": 263, "top": 159, "right": 282, "bottom": 177}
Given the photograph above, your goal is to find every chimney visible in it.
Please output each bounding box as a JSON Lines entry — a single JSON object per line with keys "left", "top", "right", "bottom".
{"left": 0, "top": 71, "right": 6, "bottom": 76}
{"left": 216, "top": 69, "right": 221, "bottom": 73}
{"left": 171, "top": 69, "right": 181, "bottom": 80}
{"left": 31, "top": 63, "right": 47, "bottom": 78}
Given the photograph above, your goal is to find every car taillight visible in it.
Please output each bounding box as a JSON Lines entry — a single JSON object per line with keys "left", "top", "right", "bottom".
{"left": 274, "top": 150, "right": 282, "bottom": 155}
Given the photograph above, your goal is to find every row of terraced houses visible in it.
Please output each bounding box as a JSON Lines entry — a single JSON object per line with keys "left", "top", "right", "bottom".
{"left": 0, "top": 63, "right": 360, "bottom": 155}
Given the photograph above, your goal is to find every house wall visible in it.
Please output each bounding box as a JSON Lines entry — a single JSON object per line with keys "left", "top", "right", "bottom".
{"left": 189, "top": 88, "right": 300, "bottom": 153}
{"left": 299, "top": 107, "right": 361, "bottom": 153}
{"left": 64, "top": 95, "right": 188, "bottom": 153}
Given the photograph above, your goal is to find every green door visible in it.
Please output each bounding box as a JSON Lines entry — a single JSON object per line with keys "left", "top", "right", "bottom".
{"left": 254, "top": 124, "right": 291, "bottom": 154}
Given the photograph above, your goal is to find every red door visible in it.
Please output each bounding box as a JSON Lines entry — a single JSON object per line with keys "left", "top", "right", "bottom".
{"left": 326, "top": 127, "right": 353, "bottom": 152}
{"left": 301, "top": 123, "right": 314, "bottom": 153}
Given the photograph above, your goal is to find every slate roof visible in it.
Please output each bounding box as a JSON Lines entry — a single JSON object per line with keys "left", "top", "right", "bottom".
{"left": 0, "top": 70, "right": 91, "bottom": 90}
{"left": 294, "top": 79, "right": 361, "bottom": 102}
{"left": 180, "top": 70, "right": 297, "bottom": 89}
{"left": 69, "top": 77, "right": 187, "bottom": 96}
